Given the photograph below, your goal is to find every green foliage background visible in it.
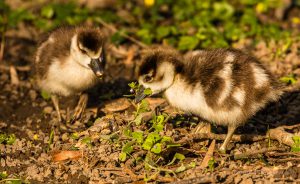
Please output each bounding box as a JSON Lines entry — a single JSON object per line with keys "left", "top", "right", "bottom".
{"left": 1, "top": 0, "right": 298, "bottom": 51}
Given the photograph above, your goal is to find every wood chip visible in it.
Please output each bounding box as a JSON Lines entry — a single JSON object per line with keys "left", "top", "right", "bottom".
{"left": 103, "top": 98, "right": 132, "bottom": 112}
{"left": 199, "top": 140, "right": 215, "bottom": 169}
{"left": 145, "top": 97, "right": 167, "bottom": 110}
{"left": 268, "top": 127, "right": 294, "bottom": 147}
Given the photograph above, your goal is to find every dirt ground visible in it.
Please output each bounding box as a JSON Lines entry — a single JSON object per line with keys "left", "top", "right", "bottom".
{"left": 1, "top": 6, "right": 300, "bottom": 184}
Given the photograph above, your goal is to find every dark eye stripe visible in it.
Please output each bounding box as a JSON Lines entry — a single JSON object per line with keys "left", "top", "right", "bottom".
{"left": 144, "top": 75, "right": 153, "bottom": 82}
{"left": 80, "top": 49, "right": 87, "bottom": 54}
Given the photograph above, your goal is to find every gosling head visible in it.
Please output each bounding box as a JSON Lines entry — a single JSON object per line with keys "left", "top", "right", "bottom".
{"left": 71, "top": 28, "right": 106, "bottom": 78}
{"left": 135, "top": 47, "right": 183, "bottom": 102}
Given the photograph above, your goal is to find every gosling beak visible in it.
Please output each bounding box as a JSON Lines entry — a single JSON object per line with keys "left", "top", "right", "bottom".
{"left": 89, "top": 51, "right": 105, "bottom": 78}
{"left": 134, "top": 85, "right": 147, "bottom": 103}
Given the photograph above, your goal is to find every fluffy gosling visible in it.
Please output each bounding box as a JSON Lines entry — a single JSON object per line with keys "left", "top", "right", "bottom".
{"left": 35, "top": 26, "right": 106, "bottom": 122}
{"left": 136, "top": 47, "right": 283, "bottom": 151}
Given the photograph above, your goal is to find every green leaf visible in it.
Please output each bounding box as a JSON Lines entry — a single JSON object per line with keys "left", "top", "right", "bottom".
{"left": 137, "top": 28, "right": 153, "bottom": 45}
{"left": 132, "top": 131, "right": 144, "bottom": 144}
{"left": 143, "top": 88, "right": 152, "bottom": 95}
{"left": 291, "top": 147, "right": 300, "bottom": 152}
{"left": 6, "top": 134, "right": 16, "bottom": 145}
{"left": 208, "top": 158, "right": 215, "bottom": 171}
{"left": 142, "top": 132, "right": 161, "bottom": 150}
{"left": 123, "top": 128, "right": 132, "bottom": 137}
{"left": 166, "top": 143, "right": 181, "bottom": 148}
{"left": 122, "top": 142, "right": 134, "bottom": 154}
{"left": 134, "top": 114, "right": 143, "bottom": 126}
{"left": 151, "top": 115, "right": 166, "bottom": 132}
{"left": 292, "top": 135, "right": 300, "bottom": 152}
{"left": 119, "top": 152, "right": 127, "bottom": 161}
{"left": 293, "top": 136, "right": 300, "bottom": 144}
{"left": 178, "top": 36, "right": 199, "bottom": 51}
{"left": 168, "top": 152, "right": 185, "bottom": 165}
{"left": 156, "top": 26, "right": 171, "bottom": 40}
{"left": 41, "top": 90, "right": 51, "bottom": 100}
{"left": 111, "top": 31, "right": 125, "bottom": 44}
{"left": 0, "top": 171, "right": 8, "bottom": 180}
{"left": 213, "top": 2, "right": 234, "bottom": 20}
{"left": 81, "top": 137, "right": 92, "bottom": 146}
{"left": 0, "top": 134, "right": 7, "bottom": 144}
{"left": 142, "top": 139, "right": 153, "bottom": 151}
{"left": 189, "top": 161, "right": 196, "bottom": 168}
{"left": 280, "top": 75, "right": 297, "bottom": 85}
{"left": 151, "top": 143, "right": 162, "bottom": 154}
{"left": 70, "top": 132, "right": 79, "bottom": 140}
{"left": 5, "top": 179, "right": 22, "bottom": 184}
{"left": 161, "top": 136, "right": 172, "bottom": 143}
{"left": 128, "top": 82, "right": 138, "bottom": 89}
{"left": 174, "top": 153, "right": 185, "bottom": 161}
{"left": 136, "top": 99, "right": 150, "bottom": 115}
{"left": 175, "top": 164, "right": 186, "bottom": 173}
{"left": 47, "top": 129, "right": 54, "bottom": 151}
{"left": 41, "top": 5, "right": 54, "bottom": 18}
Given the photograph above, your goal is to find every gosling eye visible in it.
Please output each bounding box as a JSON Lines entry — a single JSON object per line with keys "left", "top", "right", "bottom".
{"left": 80, "top": 49, "right": 87, "bottom": 54}
{"left": 144, "top": 75, "right": 153, "bottom": 83}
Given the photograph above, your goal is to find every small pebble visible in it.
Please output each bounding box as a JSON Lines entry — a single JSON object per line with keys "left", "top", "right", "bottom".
{"left": 29, "top": 90, "right": 37, "bottom": 100}
{"left": 61, "top": 133, "right": 69, "bottom": 141}
{"left": 40, "top": 101, "right": 47, "bottom": 107}
{"left": 43, "top": 106, "right": 53, "bottom": 114}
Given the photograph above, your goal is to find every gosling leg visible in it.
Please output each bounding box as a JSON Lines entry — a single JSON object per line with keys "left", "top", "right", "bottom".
{"left": 51, "top": 95, "right": 62, "bottom": 122}
{"left": 219, "top": 125, "right": 237, "bottom": 152}
{"left": 71, "top": 93, "right": 88, "bottom": 122}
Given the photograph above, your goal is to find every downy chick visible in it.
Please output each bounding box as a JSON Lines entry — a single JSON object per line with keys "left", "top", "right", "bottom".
{"left": 136, "top": 47, "right": 283, "bottom": 151}
{"left": 35, "top": 26, "right": 106, "bottom": 122}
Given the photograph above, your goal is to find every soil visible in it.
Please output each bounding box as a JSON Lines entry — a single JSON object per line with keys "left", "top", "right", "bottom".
{"left": 1, "top": 5, "right": 300, "bottom": 184}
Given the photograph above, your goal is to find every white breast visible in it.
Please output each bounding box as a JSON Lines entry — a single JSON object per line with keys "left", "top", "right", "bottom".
{"left": 40, "top": 57, "right": 97, "bottom": 96}
{"left": 164, "top": 77, "right": 243, "bottom": 126}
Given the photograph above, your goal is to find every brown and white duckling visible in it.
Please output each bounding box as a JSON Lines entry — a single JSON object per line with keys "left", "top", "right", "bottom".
{"left": 136, "top": 46, "right": 283, "bottom": 151}
{"left": 35, "top": 26, "right": 106, "bottom": 122}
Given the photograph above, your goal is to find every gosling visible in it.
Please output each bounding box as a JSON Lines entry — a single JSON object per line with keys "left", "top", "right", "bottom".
{"left": 35, "top": 26, "right": 106, "bottom": 122}
{"left": 136, "top": 47, "right": 283, "bottom": 151}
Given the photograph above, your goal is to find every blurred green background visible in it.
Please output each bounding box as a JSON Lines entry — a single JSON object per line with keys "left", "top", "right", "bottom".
{"left": 1, "top": 0, "right": 299, "bottom": 51}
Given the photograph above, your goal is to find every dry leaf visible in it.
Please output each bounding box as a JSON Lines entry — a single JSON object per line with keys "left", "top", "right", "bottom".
{"left": 10, "top": 66, "right": 19, "bottom": 85}
{"left": 199, "top": 140, "right": 215, "bottom": 169}
{"left": 124, "top": 48, "right": 135, "bottom": 66}
{"left": 52, "top": 150, "right": 82, "bottom": 162}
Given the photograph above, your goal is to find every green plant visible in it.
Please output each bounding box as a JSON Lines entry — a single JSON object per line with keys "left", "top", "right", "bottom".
{"left": 47, "top": 129, "right": 54, "bottom": 152}
{"left": 280, "top": 74, "right": 297, "bottom": 85}
{"left": 114, "top": 87, "right": 194, "bottom": 180}
{"left": 291, "top": 136, "right": 300, "bottom": 152}
{"left": 0, "top": 133, "right": 16, "bottom": 145}
{"left": 0, "top": 2, "right": 34, "bottom": 61}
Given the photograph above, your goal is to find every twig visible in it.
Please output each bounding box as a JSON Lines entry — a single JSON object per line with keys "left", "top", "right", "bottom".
{"left": 176, "top": 132, "right": 266, "bottom": 145}
{"left": 171, "top": 175, "right": 216, "bottom": 184}
{"left": 10, "top": 66, "right": 19, "bottom": 85}
{"left": 233, "top": 147, "right": 286, "bottom": 160}
{"left": 0, "top": 33, "right": 4, "bottom": 62}
{"left": 280, "top": 124, "right": 300, "bottom": 130}
{"left": 97, "top": 167, "right": 122, "bottom": 171}
{"left": 123, "top": 166, "right": 139, "bottom": 180}
{"left": 125, "top": 150, "right": 146, "bottom": 167}
{"left": 266, "top": 152, "right": 300, "bottom": 157}
{"left": 268, "top": 157, "right": 300, "bottom": 163}
{"left": 0, "top": 64, "right": 31, "bottom": 71}
{"left": 96, "top": 17, "right": 148, "bottom": 48}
